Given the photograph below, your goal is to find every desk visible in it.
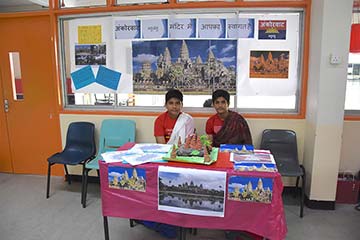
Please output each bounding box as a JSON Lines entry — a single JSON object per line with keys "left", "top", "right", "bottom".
{"left": 100, "top": 143, "right": 287, "bottom": 240}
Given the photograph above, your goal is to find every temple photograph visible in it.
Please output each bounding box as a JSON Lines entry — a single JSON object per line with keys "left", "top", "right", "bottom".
{"left": 158, "top": 166, "right": 226, "bottom": 217}
{"left": 75, "top": 43, "right": 106, "bottom": 66}
{"left": 108, "top": 166, "right": 146, "bottom": 192}
{"left": 249, "top": 50, "right": 289, "bottom": 79}
{"left": 228, "top": 176, "right": 273, "bottom": 203}
{"left": 132, "top": 39, "right": 237, "bottom": 94}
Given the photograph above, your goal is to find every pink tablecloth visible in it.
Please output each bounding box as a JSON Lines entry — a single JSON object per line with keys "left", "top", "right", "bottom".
{"left": 99, "top": 143, "right": 287, "bottom": 240}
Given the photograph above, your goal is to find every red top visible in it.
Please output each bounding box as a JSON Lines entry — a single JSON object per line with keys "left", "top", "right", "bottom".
{"left": 154, "top": 111, "right": 178, "bottom": 143}
{"left": 205, "top": 114, "right": 224, "bottom": 135}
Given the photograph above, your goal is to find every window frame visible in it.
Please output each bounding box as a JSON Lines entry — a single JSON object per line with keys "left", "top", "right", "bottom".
{"left": 57, "top": 7, "right": 306, "bottom": 117}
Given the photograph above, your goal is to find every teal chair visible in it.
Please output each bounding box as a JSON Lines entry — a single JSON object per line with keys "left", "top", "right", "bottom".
{"left": 81, "top": 119, "right": 136, "bottom": 208}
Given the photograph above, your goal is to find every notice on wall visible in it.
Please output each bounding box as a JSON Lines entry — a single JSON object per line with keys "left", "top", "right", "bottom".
{"left": 70, "top": 65, "right": 96, "bottom": 90}
{"left": 169, "top": 18, "right": 196, "bottom": 38}
{"left": 258, "top": 20, "right": 287, "bottom": 40}
{"left": 227, "top": 18, "right": 254, "bottom": 39}
{"left": 142, "top": 19, "right": 168, "bottom": 39}
{"left": 249, "top": 50, "right": 289, "bottom": 79}
{"left": 114, "top": 19, "right": 141, "bottom": 39}
{"left": 96, "top": 65, "right": 121, "bottom": 90}
{"left": 78, "top": 25, "right": 102, "bottom": 44}
{"left": 198, "top": 18, "right": 225, "bottom": 38}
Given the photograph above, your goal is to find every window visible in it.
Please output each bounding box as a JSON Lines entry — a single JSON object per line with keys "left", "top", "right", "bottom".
{"left": 345, "top": 53, "right": 360, "bottom": 111}
{"left": 58, "top": 9, "right": 303, "bottom": 114}
{"left": 9, "top": 52, "right": 24, "bottom": 100}
{"left": 116, "top": 0, "right": 168, "bottom": 5}
{"left": 345, "top": 9, "right": 360, "bottom": 113}
{"left": 59, "top": 0, "right": 106, "bottom": 8}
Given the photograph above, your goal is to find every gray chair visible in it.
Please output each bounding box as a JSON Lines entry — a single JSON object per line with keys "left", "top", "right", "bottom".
{"left": 260, "top": 129, "right": 305, "bottom": 218}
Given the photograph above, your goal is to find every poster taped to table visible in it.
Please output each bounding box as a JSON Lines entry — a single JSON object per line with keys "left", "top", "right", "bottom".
{"left": 158, "top": 166, "right": 226, "bottom": 217}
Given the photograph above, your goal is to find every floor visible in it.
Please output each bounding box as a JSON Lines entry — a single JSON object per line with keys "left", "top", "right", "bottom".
{"left": 0, "top": 173, "right": 359, "bottom": 240}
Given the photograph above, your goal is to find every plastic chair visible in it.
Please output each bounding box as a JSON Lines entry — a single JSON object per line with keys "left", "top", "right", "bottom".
{"left": 260, "top": 129, "right": 305, "bottom": 218}
{"left": 82, "top": 119, "right": 136, "bottom": 208}
{"left": 46, "top": 122, "right": 96, "bottom": 200}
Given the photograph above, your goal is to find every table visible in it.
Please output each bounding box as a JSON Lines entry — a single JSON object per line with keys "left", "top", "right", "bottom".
{"left": 99, "top": 143, "right": 287, "bottom": 240}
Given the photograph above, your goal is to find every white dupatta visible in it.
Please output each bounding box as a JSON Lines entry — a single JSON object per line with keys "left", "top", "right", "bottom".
{"left": 168, "top": 112, "right": 194, "bottom": 145}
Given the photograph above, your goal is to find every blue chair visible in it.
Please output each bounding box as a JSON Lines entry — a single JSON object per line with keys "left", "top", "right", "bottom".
{"left": 260, "top": 129, "right": 305, "bottom": 218}
{"left": 82, "top": 119, "right": 136, "bottom": 208}
{"left": 46, "top": 122, "right": 96, "bottom": 200}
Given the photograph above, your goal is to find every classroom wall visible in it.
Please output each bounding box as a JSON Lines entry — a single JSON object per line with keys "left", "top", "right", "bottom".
{"left": 340, "top": 121, "right": 360, "bottom": 173}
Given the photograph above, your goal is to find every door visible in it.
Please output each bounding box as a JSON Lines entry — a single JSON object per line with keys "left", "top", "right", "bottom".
{"left": 0, "top": 16, "right": 62, "bottom": 175}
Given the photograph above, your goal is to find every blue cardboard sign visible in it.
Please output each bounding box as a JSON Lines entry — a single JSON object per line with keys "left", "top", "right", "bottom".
{"left": 95, "top": 65, "right": 121, "bottom": 90}
{"left": 70, "top": 65, "right": 96, "bottom": 90}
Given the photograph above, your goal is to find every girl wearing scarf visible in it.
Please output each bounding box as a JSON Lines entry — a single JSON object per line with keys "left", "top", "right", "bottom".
{"left": 206, "top": 89, "right": 252, "bottom": 147}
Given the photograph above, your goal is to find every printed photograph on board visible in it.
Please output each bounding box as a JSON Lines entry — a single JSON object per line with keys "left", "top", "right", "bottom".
{"left": 132, "top": 39, "right": 237, "bottom": 94}
{"left": 228, "top": 176, "right": 273, "bottom": 203}
{"left": 75, "top": 44, "right": 106, "bottom": 66}
{"left": 158, "top": 166, "right": 226, "bottom": 217}
{"left": 108, "top": 166, "right": 146, "bottom": 192}
{"left": 249, "top": 50, "right": 289, "bottom": 79}
{"left": 258, "top": 20, "right": 286, "bottom": 40}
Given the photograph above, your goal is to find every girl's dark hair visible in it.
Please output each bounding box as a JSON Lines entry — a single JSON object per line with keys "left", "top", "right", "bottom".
{"left": 212, "top": 89, "right": 230, "bottom": 104}
{"left": 166, "top": 89, "right": 183, "bottom": 103}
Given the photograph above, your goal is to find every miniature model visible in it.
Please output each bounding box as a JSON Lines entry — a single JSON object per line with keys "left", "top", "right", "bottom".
{"left": 175, "top": 131, "right": 212, "bottom": 157}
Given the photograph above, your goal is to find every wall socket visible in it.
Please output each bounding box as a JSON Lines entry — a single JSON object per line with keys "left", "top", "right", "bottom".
{"left": 329, "top": 54, "right": 342, "bottom": 65}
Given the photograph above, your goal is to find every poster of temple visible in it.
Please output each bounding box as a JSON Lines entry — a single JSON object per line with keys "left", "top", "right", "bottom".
{"left": 228, "top": 176, "right": 273, "bottom": 204}
{"left": 132, "top": 40, "right": 237, "bottom": 94}
{"left": 108, "top": 166, "right": 146, "bottom": 192}
{"left": 75, "top": 43, "right": 106, "bottom": 66}
{"left": 158, "top": 166, "right": 226, "bottom": 217}
{"left": 249, "top": 50, "right": 289, "bottom": 79}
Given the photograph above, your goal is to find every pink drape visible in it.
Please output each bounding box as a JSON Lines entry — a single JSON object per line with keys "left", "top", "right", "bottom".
{"left": 100, "top": 143, "right": 287, "bottom": 240}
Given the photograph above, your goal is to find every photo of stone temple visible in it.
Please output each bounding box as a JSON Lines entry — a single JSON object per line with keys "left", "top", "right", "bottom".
{"left": 249, "top": 50, "right": 289, "bottom": 79}
{"left": 228, "top": 176, "right": 273, "bottom": 204}
{"left": 108, "top": 167, "right": 146, "bottom": 192}
{"left": 132, "top": 39, "right": 237, "bottom": 94}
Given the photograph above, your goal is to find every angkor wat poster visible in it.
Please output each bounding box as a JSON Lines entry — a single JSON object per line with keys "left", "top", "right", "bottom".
{"left": 132, "top": 40, "right": 237, "bottom": 94}
{"left": 249, "top": 50, "right": 289, "bottom": 79}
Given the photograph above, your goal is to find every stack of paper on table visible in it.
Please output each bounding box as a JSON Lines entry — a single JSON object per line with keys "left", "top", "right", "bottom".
{"left": 231, "top": 150, "right": 277, "bottom": 172}
{"left": 101, "top": 143, "right": 171, "bottom": 166}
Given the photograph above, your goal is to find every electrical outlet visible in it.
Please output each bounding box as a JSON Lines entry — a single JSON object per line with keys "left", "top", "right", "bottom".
{"left": 330, "top": 54, "right": 342, "bottom": 65}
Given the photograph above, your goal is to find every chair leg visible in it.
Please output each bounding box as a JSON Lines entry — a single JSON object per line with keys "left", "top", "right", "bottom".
{"left": 81, "top": 165, "right": 88, "bottom": 208}
{"left": 294, "top": 176, "right": 300, "bottom": 198}
{"left": 300, "top": 166, "right": 306, "bottom": 218}
{"left": 46, "top": 162, "right": 52, "bottom": 198}
{"left": 300, "top": 175, "right": 305, "bottom": 218}
{"left": 81, "top": 163, "right": 86, "bottom": 208}
{"left": 129, "top": 219, "right": 135, "bottom": 228}
{"left": 64, "top": 164, "right": 71, "bottom": 185}
{"left": 104, "top": 216, "right": 109, "bottom": 240}
{"left": 178, "top": 227, "right": 183, "bottom": 240}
